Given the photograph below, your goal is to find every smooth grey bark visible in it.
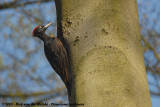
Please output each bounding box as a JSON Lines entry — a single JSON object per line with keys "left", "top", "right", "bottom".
{"left": 55, "top": 0, "right": 152, "bottom": 107}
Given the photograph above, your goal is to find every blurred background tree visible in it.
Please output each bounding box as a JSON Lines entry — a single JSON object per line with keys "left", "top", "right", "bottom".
{"left": 0, "top": 0, "right": 68, "bottom": 105}
{"left": 0, "top": 0, "right": 159, "bottom": 106}
{"left": 138, "top": 0, "right": 160, "bottom": 106}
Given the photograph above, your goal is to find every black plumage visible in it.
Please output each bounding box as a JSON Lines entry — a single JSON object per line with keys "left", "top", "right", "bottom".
{"left": 32, "top": 23, "right": 70, "bottom": 90}
{"left": 44, "top": 36, "right": 69, "bottom": 84}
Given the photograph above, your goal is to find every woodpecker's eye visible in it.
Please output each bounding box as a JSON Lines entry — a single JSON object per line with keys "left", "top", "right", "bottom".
{"left": 39, "top": 26, "right": 42, "bottom": 29}
{"left": 39, "top": 25, "right": 44, "bottom": 29}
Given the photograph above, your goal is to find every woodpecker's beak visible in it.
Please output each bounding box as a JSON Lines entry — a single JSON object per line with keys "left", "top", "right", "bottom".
{"left": 44, "top": 22, "right": 52, "bottom": 29}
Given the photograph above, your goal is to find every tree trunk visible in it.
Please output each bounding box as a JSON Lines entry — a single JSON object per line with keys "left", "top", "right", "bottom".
{"left": 55, "top": 0, "right": 152, "bottom": 106}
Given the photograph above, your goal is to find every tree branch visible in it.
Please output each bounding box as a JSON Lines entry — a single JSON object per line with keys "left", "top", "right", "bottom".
{"left": 0, "top": 87, "right": 65, "bottom": 98}
{"left": 0, "top": 0, "right": 53, "bottom": 10}
{"left": 141, "top": 35, "right": 160, "bottom": 62}
{"left": 150, "top": 91, "right": 160, "bottom": 96}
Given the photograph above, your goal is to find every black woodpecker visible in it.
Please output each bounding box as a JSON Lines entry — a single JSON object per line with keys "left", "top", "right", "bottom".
{"left": 32, "top": 23, "right": 70, "bottom": 91}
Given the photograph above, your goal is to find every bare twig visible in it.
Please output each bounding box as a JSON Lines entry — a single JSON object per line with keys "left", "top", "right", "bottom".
{"left": 0, "top": 0, "right": 53, "bottom": 10}
{"left": 141, "top": 35, "right": 160, "bottom": 62}
{"left": 0, "top": 87, "right": 65, "bottom": 98}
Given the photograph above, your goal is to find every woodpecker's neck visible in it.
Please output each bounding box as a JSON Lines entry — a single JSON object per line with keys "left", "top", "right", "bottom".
{"left": 39, "top": 34, "right": 51, "bottom": 42}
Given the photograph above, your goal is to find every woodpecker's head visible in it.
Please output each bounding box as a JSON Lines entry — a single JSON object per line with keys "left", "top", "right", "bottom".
{"left": 32, "top": 22, "right": 52, "bottom": 37}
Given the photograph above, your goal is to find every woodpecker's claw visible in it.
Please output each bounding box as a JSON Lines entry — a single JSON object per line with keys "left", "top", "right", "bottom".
{"left": 44, "top": 22, "right": 52, "bottom": 29}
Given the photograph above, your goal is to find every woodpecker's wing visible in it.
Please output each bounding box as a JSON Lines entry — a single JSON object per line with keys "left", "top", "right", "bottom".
{"left": 44, "top": 37, "right": 69, "bottom": 83}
